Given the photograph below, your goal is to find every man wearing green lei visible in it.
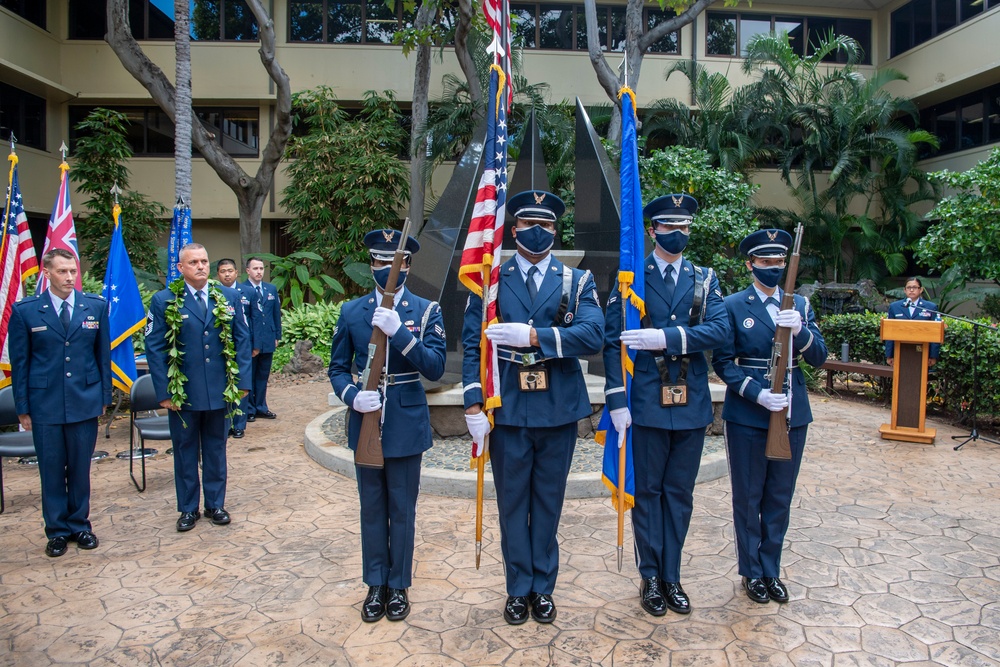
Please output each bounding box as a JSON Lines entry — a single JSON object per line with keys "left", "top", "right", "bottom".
{"left": 145, "top": 243, "right": 252, "bottom": 532}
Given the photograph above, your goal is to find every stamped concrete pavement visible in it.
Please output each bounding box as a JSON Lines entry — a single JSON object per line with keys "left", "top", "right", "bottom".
{"left": 1, "top": 377, "right": 999, "bottom": 666}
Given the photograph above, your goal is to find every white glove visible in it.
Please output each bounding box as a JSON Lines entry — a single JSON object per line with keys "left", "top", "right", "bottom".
{"left": 610, "top": 407, "right": 631, "bottom": 448}
{"left": 620, "top": 328, "right": 667, "bottom": 351}
{"left": 757, "top": 389, "right": 789, "bottom": 412}
{"left": 352, "top": 390, "right": 382, "bottom": 413}
{"left": 372, "top": 306, "right": 402, "bottom": 337}
{"left": 485, "top": 323, "right": 533, "bottom": 348}
{"left": 465, "top": 411, "right": 492, "bottom": 454}
{"left": 775, "top": 309, "right": 803, "bottom": 335}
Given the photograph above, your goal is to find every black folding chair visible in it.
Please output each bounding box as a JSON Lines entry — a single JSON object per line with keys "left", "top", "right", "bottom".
{"left": 0, "top": 387, "right": 36, "bottom": 513}
{"left": 128, "top": 374, "right": 171, "bottom": 492}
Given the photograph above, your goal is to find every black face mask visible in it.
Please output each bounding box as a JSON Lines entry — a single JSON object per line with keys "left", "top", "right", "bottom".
{"left": 751, "top": 265, "right": 784, "bottom": 289}
{"left": 372, "top": 266, "right": 408, "bottom": 291}
{"left": 654, "top": 229, "right": 689, "bottom": 255}
{"left": 514, "top": 225, "right": 556, "bottom": 255}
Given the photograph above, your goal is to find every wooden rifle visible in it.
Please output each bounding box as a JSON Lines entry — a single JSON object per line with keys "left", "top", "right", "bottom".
{"left": 764, "top": 223, "right": 804, "bottom": 461}
{"left": 355, "top": 218, "right": 412, "bottom": 469}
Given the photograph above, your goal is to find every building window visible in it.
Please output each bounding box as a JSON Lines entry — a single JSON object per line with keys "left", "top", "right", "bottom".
{"left": 289, "top": 0, "right": 414, "bottom": 43}
{"left": 0, "top": 82, "right": 46, "bottom": 151}
{"left": 69, "top": 106, "right": 259, "bottom": 157}
{"left": 68, "top": 0, "right": 258, "bottom": 41}
{"left": 509, "top": 4, "right": 677, "bottom": 52}
{"left": 0, "top": 0, "right": 45, "bottom": 29}
{"left": 918, "top": 83, "right": 1000, "bottom": 158}
{"left": 891, "top": 0, "right": 999, "bottom": 58}
{"left": 706, "top": 11, "right": 872, "bottom": 64}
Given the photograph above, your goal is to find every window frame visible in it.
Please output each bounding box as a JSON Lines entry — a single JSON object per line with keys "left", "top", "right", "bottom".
{"left": 705, "top": 10, "right": 872, "bottom": 65}
{"left": 0, "top": 82, "right": 47, "bottom": 152}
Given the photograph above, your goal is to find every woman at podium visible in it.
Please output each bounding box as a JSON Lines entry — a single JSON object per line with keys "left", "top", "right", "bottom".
{"left": 885, "top": 277, "right": 940, "bottom": 367}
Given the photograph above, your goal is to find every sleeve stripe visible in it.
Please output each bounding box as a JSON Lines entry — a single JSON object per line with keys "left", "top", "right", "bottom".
{"left": 464, "top": 382, "right": 482, "bottom": 391}
{"left": 606, "top": 386, "right": 625, "bottom": 396}
{"left": 553, "top": 327, "right": 563, "bottom": 358}
{"left": 738, "top": 377, "right": 751, "bottom": 397}
{"left": 678, "top": 327, "right": 688, "bottom": 355}
{"left": 799, "top": 330, "right": 813, "bottom": 353}
{"left": 339, "top": 385, "right": 353, "bottom": 401}
{"left": 401, "top": 338, "right": 417, "bottom": 356}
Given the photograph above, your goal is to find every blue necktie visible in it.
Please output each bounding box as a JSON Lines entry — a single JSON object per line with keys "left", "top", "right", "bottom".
{"left": 195, "top": 290, "right": 208, "bottom": 317}
{"left": 663, "top": 265, "right": 675, "bottom": 303}
{"left": 60, "top": 301, "right": 71, "bottom": 332}
{"left": 526, "top": 266, "right": 539, "bottom": 303}
{"left": 764, "top": 296, "right": 779, "bottom": 308}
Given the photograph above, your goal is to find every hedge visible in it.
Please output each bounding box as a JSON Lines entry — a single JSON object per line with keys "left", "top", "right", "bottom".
{"left": 272, "top": 301, "right": 342, "bottom": 372}
{"left": 820, "top": 312, "right": 1000, "bottom": 417}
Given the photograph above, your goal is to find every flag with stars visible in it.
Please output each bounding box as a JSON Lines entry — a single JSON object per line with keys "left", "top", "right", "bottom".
{"left": 102, "top": 204, "right": 146, "bottom": 393}
{"left": 1, "top": 152, "right": 39, "bottom": 388}
{"left": 36, "top": 161, "right": 82, "bottom": 294}
{"left": 458, "top": 51, "right": 510, "bottom": 461}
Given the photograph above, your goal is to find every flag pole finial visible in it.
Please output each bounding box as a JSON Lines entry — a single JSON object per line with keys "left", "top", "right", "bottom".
{"left": 59, "top": 142, "right": 68, "bottom": 161}
{"left": 619, "top": 54, "right": 629, "bottom": 89}
{"left": 9, "top": 133, "right": 16, "bottom": 155}
{"left": 110, "top": 183, "right": 122, "bottom": 205}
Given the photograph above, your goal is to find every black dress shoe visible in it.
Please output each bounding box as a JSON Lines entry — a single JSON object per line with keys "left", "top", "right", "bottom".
{"left": 640, "top": 577, "right": 667, "bottom": 617}
{"left": 258, "top": 411, "right": 277, "bottom": 419}
{"left": 503, "top": 595, "right": 529, "bottom": 625}
{"left": 231, "top": 429, "right": 244, "bottom": 439}
{"left": 45, "top": 536, "right": 68, "bottom": 557}
{"left": 204, "top": 508, "right": 231, "bottom": 525}
{"left": 743, "top": 577, "right": 770, "bottom": 604}
{"left": 247, "top": 414, "right": 256, "bottom": 422}
{"left": 386, "top": 588, "right": 410, "bottom": 621}
{"left": 763, "top": 577, "right": 789, "bottom": 603}
{"left": 71, "top": 531, "right": 99, "bottom": 550}
{"left": 361, "top": 585, "right": 387, "bottom": 622}
{"left": 663, "top": 582, "right": 691, "bottom": 614}
{"left": 176, "top": 511, "right": 200, "bottom": 532}
{"left": 528, "top": 592, "right": 557, "bottom": 623}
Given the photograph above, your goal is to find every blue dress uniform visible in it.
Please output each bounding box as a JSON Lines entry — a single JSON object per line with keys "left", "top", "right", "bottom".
{"left": 885, "top": 297, "right": 940, "bottom": 362}
{"left": 229, "top": 282, "right": 254, "bottom": 435}
{"left": 244, "top": 279, "right": 282, "bottom": 418}
{"left": 328, "top": 230, "right": 446, "bottom": 622}
{"left": 712, "top": 229, "right": 827, "bottom": 603}
{"left": 462, "top": 190, "right": 604, "bottom": 620}
{"left": 9, "top": 290, "right": 112, "bottom": 548}
{"left": 145, "top": 282, "right": 252, "bottom": 520}
{"left": 603, "top": 193, "right": 730, "bottom": 616}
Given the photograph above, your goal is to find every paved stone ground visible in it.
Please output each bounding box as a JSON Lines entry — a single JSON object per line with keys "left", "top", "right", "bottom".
{"left": 2, "top": 378, "right": 999, "bottom": 666}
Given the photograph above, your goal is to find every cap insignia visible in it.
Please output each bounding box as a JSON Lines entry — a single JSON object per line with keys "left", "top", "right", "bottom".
{"left": 671, "top": 195, "right": 683, "bottom": 207}
{"left": 381, "top": 229, "right": 394, "bottom": 243}
{"left": 766, "top": 230, "right": 778, "bottom": 241}
{"left": 533, "top": 192, "right": 545, "bottom": 205}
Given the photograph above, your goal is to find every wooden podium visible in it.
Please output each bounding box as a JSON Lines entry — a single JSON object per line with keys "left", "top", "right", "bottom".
{"left": 879, "top": 319, "right": 945, "bottom": 444}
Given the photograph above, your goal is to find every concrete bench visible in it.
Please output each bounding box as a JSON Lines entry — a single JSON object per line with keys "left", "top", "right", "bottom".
{"left": 820, "top": 360, "right": 892, "bottom": 391}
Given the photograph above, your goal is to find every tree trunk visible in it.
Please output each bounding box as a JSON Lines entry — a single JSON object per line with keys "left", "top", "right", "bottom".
{"left": 408, "top": 2, "right": 435, "bottom": 228}
{"left": 583, "top": 0, "right": 719, "bottom": 143}
{"left": 174, "top": 0, "right": 192, "bottom": 207}
{"left": 454, "top": 0, "right": 481, "bottom": 107}
{"left": 106, "top": 0, "right": 292, "bottom": 260}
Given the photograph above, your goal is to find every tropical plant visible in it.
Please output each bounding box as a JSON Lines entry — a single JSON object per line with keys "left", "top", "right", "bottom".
{"left": 916, "top": 147, "right": 1000, "bottom": 284}
{"left": 70, "top": 108, "right": 168, "bottom": 276}
{"left": 281, "top": 88, "right": 410, "bottom": 294}
{"left": 638, "top": 146, "right": 759, "bottom": 295}
{"left": 252, "top": 251, "right": 345, "bottom": 309}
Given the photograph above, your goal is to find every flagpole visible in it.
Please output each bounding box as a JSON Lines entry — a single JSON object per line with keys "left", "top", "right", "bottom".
{"left": 2, "top": 138, "right": 16, "bottom": 252}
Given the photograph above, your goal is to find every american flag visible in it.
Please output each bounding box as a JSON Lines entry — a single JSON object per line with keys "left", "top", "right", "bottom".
{"left": 1, "top": 155, "right": 40, "bottom": 388}
{"left": 35, "top": 162, "right": 82, "bottom": 294}
{"left": 458, "top": 1, "right": 511, "bottom": 460}
{"left": 482, "top": 0, "right": 513, "bottom": 107}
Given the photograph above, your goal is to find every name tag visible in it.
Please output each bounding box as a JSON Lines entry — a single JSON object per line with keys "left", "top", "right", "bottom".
{"left": 31, "top": 326, "right": 47, "bottom": 332}
{"left": 82, "top": 321, "right": 100, "bottom": 330}
{"left": 182, "top": 314, "right": 189, "bottom": 319}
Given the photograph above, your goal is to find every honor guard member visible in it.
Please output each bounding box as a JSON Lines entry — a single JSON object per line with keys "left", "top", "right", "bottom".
{"left": 9, "top": 249, "right": 112, "bottom": 557}
{"left": 603, "top": 194, "right": 730, "bottom": 616}
{"left": 244, "top": 257, "right": 282, "bottom": 421}
{"left": 146, "top": 243, "right": 253, "bottom": 532}
{"left": 216, "top": 258, "right": 253, "bottom": 438}
{"left": 712, "top": 229, "right": 827, "bottom": 604}
{"left": 462, "top": 190, "right": 604, "bottom": 626}
{"left": 328, "top": 229, "right": 446, "bottom": 623}
{"left": 885, "top": 277, "right": 940, "bottom": 368}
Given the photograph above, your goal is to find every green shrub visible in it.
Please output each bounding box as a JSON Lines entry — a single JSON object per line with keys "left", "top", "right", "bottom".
{"left": 272, "top": 301, "right": 342, "bottom": 372}
{"left": 818, "top": 312, "right": 1000, "bottom": 418}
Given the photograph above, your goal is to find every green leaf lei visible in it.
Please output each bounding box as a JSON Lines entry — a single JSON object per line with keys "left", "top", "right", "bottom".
{"left": 165, "top": 278, "right": 243, "bottom": 422}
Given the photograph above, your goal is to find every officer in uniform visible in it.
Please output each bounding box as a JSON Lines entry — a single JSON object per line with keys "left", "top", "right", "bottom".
{"left": 146, "top": 243, "right": 252, "bottom": 532}
{"left": 603, "top": 194, "right": 730, "bottom": 616}
{"left": 885, "top": 276, "right": 940, "bottom": 367}
{"left": 462, "top": 190, "right": 604, "bottom": 625}
{"left": 9, "top": 248, "right": 111, "bottom": 557}
{"left": 217, "top": 258, "right": 253, "bottom": 438}
{"left": 328, "top": 229, "right": 446, "bottom": 623}
{"left": 712, "top": 229, "right": 827, "bottom": 604}
{"left": 244, "top": 257, "right": 282, "bottom": 421}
